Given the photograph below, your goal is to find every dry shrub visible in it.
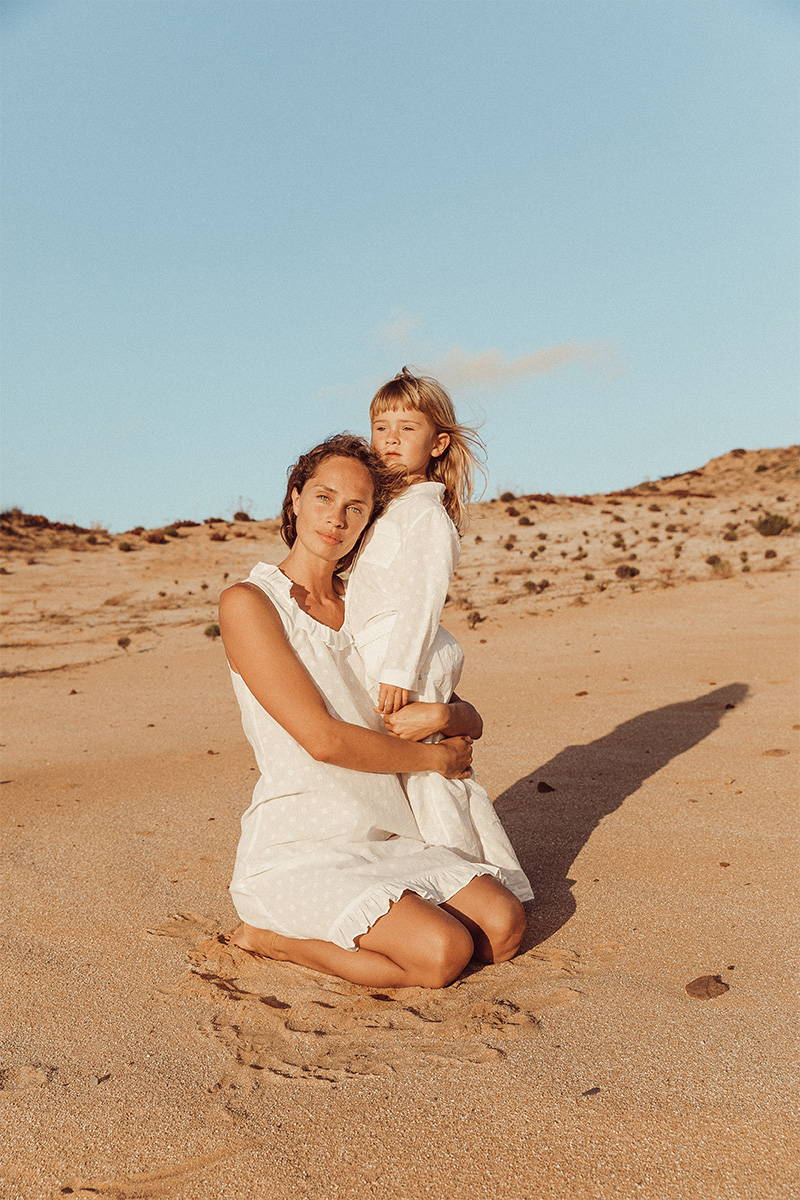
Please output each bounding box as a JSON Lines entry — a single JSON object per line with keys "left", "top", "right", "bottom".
{"left": 755, "top": 513, "right": 790, "bottom": 537}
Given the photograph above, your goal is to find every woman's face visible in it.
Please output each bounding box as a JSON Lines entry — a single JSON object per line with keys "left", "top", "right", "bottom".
{"left": 291, "top": 455, "right": 374, "bottom": 563}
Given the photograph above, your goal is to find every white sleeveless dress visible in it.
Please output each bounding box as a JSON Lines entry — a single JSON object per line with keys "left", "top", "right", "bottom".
{"left": 228, "top": 562, "right": 528, "bottom": 951}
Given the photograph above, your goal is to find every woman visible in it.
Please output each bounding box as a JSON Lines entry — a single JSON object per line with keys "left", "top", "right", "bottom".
{"left": 220, "top": 434, "right": 526, "bottom": 989}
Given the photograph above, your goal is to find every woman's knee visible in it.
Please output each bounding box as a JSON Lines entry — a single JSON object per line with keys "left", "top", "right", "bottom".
{"left": 412, "top": 920, "right": 474, "bottom": 989}
{"left": 480, "top": 893, "right": 527, "bottom": 963}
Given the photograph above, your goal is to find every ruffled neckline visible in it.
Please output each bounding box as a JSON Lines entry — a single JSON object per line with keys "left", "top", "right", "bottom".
{"left": 247, "top": 562, "right": 352, "bottom": 650}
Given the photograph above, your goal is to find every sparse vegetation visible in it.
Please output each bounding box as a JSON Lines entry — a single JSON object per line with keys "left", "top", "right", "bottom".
{"left": 145, "top": 532, "right": 168, "bottom": 544}
{"left": 117, "top": 541, "right": 134, "bottom": 553}
{"left": 499, "top": 492, "right": 516, "bottom": 503}
{"left": 117, "top": 636, "right": 131, "bottom": 650}
{"left": 755, "top": 513, "right": 790, "bottom": 537}
{"left": 204, "top": 623, "right": 221, "bottom": 639}
{"left": 615, "top": 565, "right": 639, "bottom": 578}
{"left": 233, "top": 511, "right": 252, "bottom": 522}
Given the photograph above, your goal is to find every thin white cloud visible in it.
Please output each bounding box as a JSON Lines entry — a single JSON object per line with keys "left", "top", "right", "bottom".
{"left": 421, "top": 341, "right": 619, "bottom": 388}
{"left": 376, "top": 312, "right": 422, "bottom": 344}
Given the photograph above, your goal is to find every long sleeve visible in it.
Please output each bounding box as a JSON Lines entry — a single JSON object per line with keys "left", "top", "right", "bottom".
{"left": 378, "top": 505, "right": 460, "bottom": 691}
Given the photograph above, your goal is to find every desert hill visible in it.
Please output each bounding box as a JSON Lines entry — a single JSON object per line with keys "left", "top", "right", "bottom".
{"left": 1, "top": 444, "right": 797, "bottom": 677}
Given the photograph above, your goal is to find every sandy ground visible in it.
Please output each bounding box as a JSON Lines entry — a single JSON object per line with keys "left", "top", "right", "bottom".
{"left": 1, "top": 447, "right": 798, "bottom": 1199}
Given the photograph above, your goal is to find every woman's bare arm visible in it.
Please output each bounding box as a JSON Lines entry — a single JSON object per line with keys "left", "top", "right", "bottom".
{"left": 381, "top": 693, "right": 483, "bottom": 742}
{"left": 219, "top": 583, "right": 472, "bottom": 777}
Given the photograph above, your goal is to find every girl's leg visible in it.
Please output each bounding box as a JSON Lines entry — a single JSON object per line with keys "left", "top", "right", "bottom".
{"left": 439, "top": 874, "right": 527, "bottom": 964}
{"left": 231, "top": 891, "right": 474, "bottom": 989}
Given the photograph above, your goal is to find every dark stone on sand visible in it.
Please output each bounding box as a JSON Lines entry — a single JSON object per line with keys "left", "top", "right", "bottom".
{"left": 685, "top": 974, "right": 730, "bottom": 999}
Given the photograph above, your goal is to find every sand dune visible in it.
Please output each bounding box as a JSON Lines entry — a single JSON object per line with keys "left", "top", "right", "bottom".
{"left": 1, "top": 446, "right": 798, "bottom": 1199}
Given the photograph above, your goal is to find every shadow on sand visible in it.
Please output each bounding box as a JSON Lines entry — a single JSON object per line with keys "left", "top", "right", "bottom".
{"left": 495, "top": 683, "right": 749, "bottom": 948}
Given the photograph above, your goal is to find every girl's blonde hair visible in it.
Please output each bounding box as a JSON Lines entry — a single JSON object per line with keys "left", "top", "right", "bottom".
{"left": 369, "top": 367, "right": 486, "bottom": 532}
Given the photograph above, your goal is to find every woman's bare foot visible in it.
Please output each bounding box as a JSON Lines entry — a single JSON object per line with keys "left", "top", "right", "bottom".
{"left": 229, "top": 921, "right": 287, "bottom": 961}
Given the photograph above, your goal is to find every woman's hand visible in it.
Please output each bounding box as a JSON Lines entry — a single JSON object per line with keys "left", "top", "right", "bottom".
{"left": 382, "top": 701, "right": 447, "bottom": 742}
{"left": 433, "top": 735, "right": 473, "bottom": 779}
{"left": 376, "top": 682, "right": 410, "bottom": 715}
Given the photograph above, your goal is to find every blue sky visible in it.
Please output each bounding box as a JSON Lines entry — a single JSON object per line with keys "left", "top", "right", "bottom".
{"left": 2, "top": 0, "right": 797, "bottom": 531}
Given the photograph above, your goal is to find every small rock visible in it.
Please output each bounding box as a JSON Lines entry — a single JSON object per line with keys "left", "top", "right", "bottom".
{"left": 685, "top": 974, "right": 730, "bottom": 999}
{"left": 536, "top": 781, "right": 555, "bottom": 793}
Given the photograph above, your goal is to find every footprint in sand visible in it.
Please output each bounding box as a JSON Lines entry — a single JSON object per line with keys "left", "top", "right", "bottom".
{"left": 0, "top": 1062, "right": 58, "bottom": 1090}
{"left": 148, "top": 913, "right": 588, "bottom": 1091}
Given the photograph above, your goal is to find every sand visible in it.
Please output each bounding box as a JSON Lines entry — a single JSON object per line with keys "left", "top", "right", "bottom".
{"left": 1, "top": 447, "right": 798, "bottom": 1199}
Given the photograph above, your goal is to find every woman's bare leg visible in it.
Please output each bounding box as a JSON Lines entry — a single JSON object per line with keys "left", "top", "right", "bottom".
{"left": 439, "top": 874, "right": 527, "bottom": 964}
{"left": 231, "top": 891, "right": 474, "bottom": 989}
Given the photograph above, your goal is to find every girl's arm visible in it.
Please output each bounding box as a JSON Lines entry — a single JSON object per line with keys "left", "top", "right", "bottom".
{"left": 382, "top": 693, "right": 483, "bottom": 742}
{"left": 219, "top": 583, "right": 473, "bottom": 778}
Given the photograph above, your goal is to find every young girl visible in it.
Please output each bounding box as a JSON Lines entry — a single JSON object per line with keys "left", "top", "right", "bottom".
{"left": 345, "top": 368, "right": 533, "bottom": 904}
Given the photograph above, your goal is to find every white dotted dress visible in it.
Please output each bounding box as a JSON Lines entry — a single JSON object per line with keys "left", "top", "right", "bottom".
{"left": 346, "top": 483, "right": 534, "bottom": 903}
{"left": 228, "top": 562, "right": 521, "bottom": 952}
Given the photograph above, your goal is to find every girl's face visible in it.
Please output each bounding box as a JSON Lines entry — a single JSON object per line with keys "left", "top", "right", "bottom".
{"left": 370, "top": 407, "right": 450, "bottom": 481}
{"left": 292, "top": 456, "right": 374, "bottom": 563}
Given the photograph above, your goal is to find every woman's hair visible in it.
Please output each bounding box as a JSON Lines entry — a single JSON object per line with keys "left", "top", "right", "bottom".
{"left": 370, "top": 367, "right": 486, "bottom": 532}
{"left": 280, "top": 433, "right": 399, "bottom": 573}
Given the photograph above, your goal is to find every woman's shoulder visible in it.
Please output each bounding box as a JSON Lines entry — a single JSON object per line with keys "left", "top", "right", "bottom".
{"left": 220, "top": 573, "right": 281, "bottom": 619}
{"left": 220, "top": 564, "right": 289, "bottom": 618}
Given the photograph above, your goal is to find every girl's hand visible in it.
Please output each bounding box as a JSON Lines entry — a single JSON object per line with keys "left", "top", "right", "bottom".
{"left": 382, "top": 701, "right": 447, "bottom": 742}
{"left": 376, "top": 683, "right": 409, "bottom": 715}
{"left": 433, "top": 736, "right": 473, "bottom": 779}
